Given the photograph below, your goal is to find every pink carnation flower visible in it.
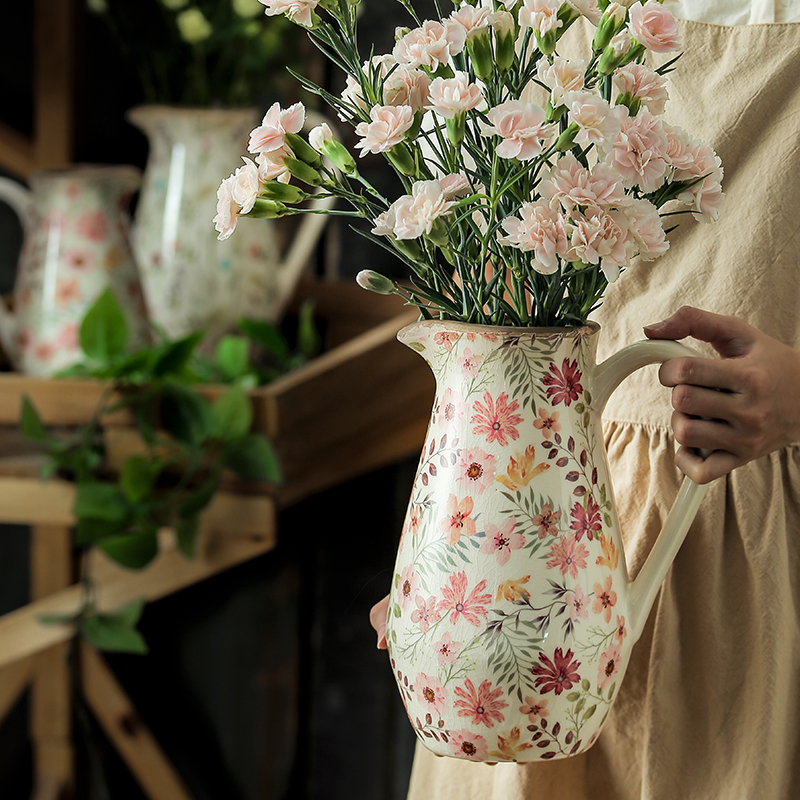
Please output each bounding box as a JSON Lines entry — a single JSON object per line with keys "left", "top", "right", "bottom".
{"left": 621, "top": 197, "right": 669, "bottom": 261}
{"left": 518, "top": 0, "right": 563, "bottom": 36}
{"left": 438, "top": 173, "right": 471, "bottom": 200}
{"left": 388, "top": 180, "right": 456, "bottom": 240}
{"left": 248, "top": 101, "right": 305, "bottom": 154}
{"left": 613, "top": 62, "right": 669, "bottom": 115}
{"left": 392, "top": 20, "right": 466, "bottom": 70}
{"left": 447, "top": 4, "right": 492, "bottom": 34}
{"left": 427, "top": 71, "right": 486, "bottom": 119}
{"left": 499, "top": 201, "right": 569, "bottom": 274}
{"left": 629, "top": 0, "right": 680, "bottom": 53}
{"left": 565, "top": 0, "right": 602, "bottom": 25}
{"left": 540, "top": 153, "right": 626, "bottom": 212}
{"left": 255, "top": 145, "right": 293, "bottom": 185}
{"left": 537, "top": 56, "right": 586, "bottom": 108}
{"left": 480, "top": 100, "right": 553, "bottom": 161}
{"left": 608, "top": 106, "right": 669, "bottom": 193}
{"left": 214, "top": 177, "right": 240, "bottom": 241}
{"left": 258, "top": 0, "right": 320, "bottom": 28}
{"left": 673, "top": 138, "right": 725, "bottom": 221}
{"left": 568, "top": 207, "right": 633, "bottom": 282}
{"left": 383, "top": 65, "right": 431, "bottom": 114}
{"left": 563, "top": 92, "right": 621, "bottom": 154}
{"left": 354, "top": 105, "right": 414, "bottom": 155}
{"left": 228, "top": 158, "right": 260, "bottom": 214}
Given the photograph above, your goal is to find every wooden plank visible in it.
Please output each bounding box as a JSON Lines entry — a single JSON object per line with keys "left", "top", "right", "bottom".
{"left": 29, "top": 525, "right": 75, "bottom": 800}
{"left": 266, "top": 311, "right": 433, "bottom": 506}
{"left": 0, "top": 122, "right": 34, "bottom": 179}
{"left": 33, "top": 0, "right": 79, "bottom": 169}
{"left": 80, "top": 644, "right": 195, "bottom": 800}
{"left": 0, "top": 476, "right": 75, "bottom": 526}
{"left": 0, "top": 656, "right": 34, "bottom": 725}
{"left": 0, "top": 498, "right": 276, "bottom": 671}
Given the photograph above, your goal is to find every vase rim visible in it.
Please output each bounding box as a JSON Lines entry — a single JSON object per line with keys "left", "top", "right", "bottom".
{"left": 126, "top": 103, "right": 258, "bottom": 121}
{"left": 398, "top": 318, "right": 600, "bottom": 340}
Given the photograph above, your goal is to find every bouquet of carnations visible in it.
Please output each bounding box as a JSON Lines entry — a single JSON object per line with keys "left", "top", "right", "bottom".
{"left": 215, "top": 0, "right": 723, "bottom": 327}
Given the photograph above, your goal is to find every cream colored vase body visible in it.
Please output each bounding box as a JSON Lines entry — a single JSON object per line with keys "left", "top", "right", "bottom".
{"left": 127, "top": 106, "right": 282, "bottom": 345}
{"left": 0, "top": 165, "right": 149, "bottom": 375}
{"left": 386, "top": 321, "right": 706, "bottom": 762}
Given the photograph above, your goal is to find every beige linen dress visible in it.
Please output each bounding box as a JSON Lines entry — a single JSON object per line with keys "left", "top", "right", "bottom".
{"left": 406, "top": 19, "right": 800, "bottom": 800}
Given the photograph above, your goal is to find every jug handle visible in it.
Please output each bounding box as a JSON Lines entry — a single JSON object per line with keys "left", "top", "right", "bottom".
{"left": 0, "top": 177, "right": 32, "bottom": 360}
{"left": 593, "top": 339, "right": 710, "bottom": 643}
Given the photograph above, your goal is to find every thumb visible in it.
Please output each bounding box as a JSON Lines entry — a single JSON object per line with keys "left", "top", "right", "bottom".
{"left": 643, "top": 305, "right": 752, "bottom": 358}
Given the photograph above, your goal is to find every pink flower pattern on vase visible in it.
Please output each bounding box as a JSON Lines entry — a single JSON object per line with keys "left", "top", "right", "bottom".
{"left": 386, "top": 320, "right": 635, "bottom": 762}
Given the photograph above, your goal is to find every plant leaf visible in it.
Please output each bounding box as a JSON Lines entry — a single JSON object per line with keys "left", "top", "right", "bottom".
{"left": 121, "top": 455, "right": 160, "bottom": 504}
{"left": 74, "top": 482, "right": 130, "bottom": 524}
{"left": 224, "top": 433, "right": 282, "bottom": 482}
{"left": 215, "top": 335, "right": 250, "bottom": 381}
{"left": 97, "top": 526, "right": 159, "bottom": 569}
{"left": 238, "top": 318, "right": 289, "bottom": 363}
{"left": 79, "top": 287, "right": 129, "bottom": 363}
{"left": 81, "top": 613, "right": 149, "bottom": 655}
{"left": 211, "top": 384, "right": 252, "bottom": 441}
{"left": 20, "top": 396, "right": 54, "bottom": 445}
{"left": 176, "top": 515, "right": 199, "bottom": 558}
{"left": 296, "top": 298, "right": 321, "bottom": 359}
{"left": 159, "top": 381, "right": 213, "bottom": 445}
{"left": 152, "top": 332, "right": 204, "bottom": 378}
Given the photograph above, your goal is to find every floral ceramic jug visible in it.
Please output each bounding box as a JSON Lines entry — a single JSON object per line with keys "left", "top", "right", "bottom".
{"left": 386, "top": 321, "right": 707, "bottom": 762}
{"left": 127, "top": 105, "right": 331, "bottom": 346}
{"left": 0, "top": 166, "right": 150, "bottom": 376}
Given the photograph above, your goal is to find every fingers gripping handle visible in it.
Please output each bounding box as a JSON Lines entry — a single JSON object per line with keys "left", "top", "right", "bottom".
{"left": 593, "top": 339, "right": 710, "bottom": 643}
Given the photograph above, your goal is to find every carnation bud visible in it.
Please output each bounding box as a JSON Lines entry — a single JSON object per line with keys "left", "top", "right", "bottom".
{"left": 309, "top": 123, "right": 358, "bottom": 175}
{"left": 445, "top": 113, "right": 466, "bottom": 147}
{"left": 490, "top": 11, "right": 516, "bottom": 71}
{"left": 554, "top": 122, "right": 579, "bottom": 152}
{"left": 284, "top": 157, "right": 323, "bottom": 186}
{"left": 260, "top": 180, "right": 308, "bottom": 204}
{"left": 593, "top": 5, "right": 627, "bottom": 52}
{"left": 356, "top": 270, "right": 396, "bottom": 295}
{"left": 466, "top": 29, "right": 494, "bottom": 82}
{"left": 535, "top": 30, "right": 558, "bottom": 56}
{"left": 425, "top": 217, "right": 450, "bottom": 248}
{"left": 283, "top": 132, "right": 323, "bottom": 168}
{"left": 614, "top": 91, "right": 641, "bottom": 116}
{"left": 386, "top": 143, "right": 417, "bottom": 176}
{"left": 247, "top": 198, "right": 288, "bottom": 219}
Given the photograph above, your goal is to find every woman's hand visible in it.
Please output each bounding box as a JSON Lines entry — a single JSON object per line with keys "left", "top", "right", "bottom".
{"left": 370, "top": 594, "right": 390, "bottom": 650}
{"left": 644, "top": 306, "right": 800, "bottom": 484}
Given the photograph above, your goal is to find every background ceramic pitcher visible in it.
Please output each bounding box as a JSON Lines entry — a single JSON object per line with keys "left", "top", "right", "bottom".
{"left": 0, "top": 165, "right": 150, "bottom": 376}
{"left": 385, "top": 321, "right": 707, "bottom": 763}
{"left": 127, "top": 105, "right": 333, "bottom": 346}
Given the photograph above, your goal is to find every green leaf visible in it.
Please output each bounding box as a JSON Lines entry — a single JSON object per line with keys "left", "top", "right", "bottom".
{"left": 81, "top": 613, "right": 149, "bottom": 655}
{"left": 176, "top": 515, "right": 199, "bottom": 558}
{"left": 75, "top": 516, "right": 128, "bottom": 547}
{"left": 583, "top": 703, "right": 597, "bottom": 720}
{"left": 608, "top": 682, "right": 616, "bottom": 701}
{"left": 566, "top": 691, "right": 581, "bottom": 702}
{"left": 79, "top": 287, "right": 129, "bottom": 363}
{"left": 97, "top": 526, "right": 159, "bottom": 569}
{"left": 121, "top": 455, "right": 159, "bottom": 504}
{"left": 238, "top": 317, "right": 289, "bottom": 363}
{"left": 215, "top": 335, "right": 250, "bottom": 381}
{"left": 113, "top": 598, "right": 146, "bottom": 628}
{"left": 211, "top": 385, "right": 252, "bottom": 441}
{"left": 177, "top": 473, "right": 220, "bottom": 517}
{"left": 224, "top": 434, "right": 282, "bottom": 482}
{"left": 74, "top": 482, "right": 130, "bottom": 524}
{"left": 581, "top": 678, "right": 591, "bottom": 691}
{"left": 152, "top": 332, "right": 204, "bottom": 378}
{"left": 159, "top": 382, "right": 213, "bottom": 445}
{"left": 20, "top": 396, "right": 53, "bottom": 444}
{"left": 296, "top": 298, "right": 321, "bottom": 359}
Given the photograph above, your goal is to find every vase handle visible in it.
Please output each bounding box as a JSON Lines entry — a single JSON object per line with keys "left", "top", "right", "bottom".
{"left": 593, "top": 339, "right": 710, "bottom": 643}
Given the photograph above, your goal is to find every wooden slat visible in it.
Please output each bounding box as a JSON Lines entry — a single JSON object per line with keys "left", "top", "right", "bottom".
{"left": 266, "top": 311, "right": 433, "bottom": 506}
{"left": 0, "top": 122, "right": 34, "bottom": 179}
{"left": 33, "top": 0, "right": 79, "bottom": 169}
{"left": 0, "top": 476, "right": 75, "bottom": 525}
{"left": 80, "top": 644, "right": 195, "bottom": 800}
{"left": 29, "top": 525, "right": 75, "bottom": 800}
{"left": 0, "top": 498, "right": 276, "bottom": 671}
{"left": 0, "top": 656, "right": 34, "bottom": 725}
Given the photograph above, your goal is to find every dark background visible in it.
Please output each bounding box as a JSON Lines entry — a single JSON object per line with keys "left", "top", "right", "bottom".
{"left": 0, "top": 1, "right": 443, "bottom": 797}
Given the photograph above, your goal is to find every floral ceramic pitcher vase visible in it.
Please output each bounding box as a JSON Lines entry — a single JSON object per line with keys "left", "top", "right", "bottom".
{"left": 127, "top": 106, "right": 283, "bottom": 345}
{"left": 0, "top": 166, "right": 149, "bottom": 375}
{"left": 386, "top": 320, "right": 708, "bottom": 762}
